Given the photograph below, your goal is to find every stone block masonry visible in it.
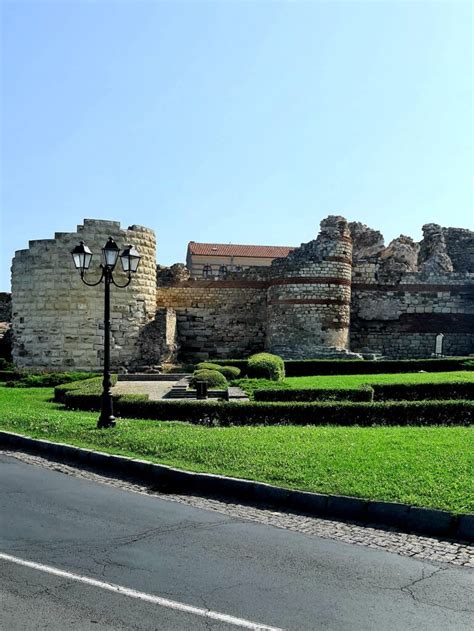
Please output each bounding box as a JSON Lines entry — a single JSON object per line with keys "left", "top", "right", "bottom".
{"left": 158, "top": 217, "right": 473, "bottom": 361}
{"left": 350, "top": 275, "right": 474, "bottom": 358}
{"left": 0, "top": 293, "right": 12, "bottom": 323}
{"left": 265, "top": 216, "right": 354, "bottom": 358}
{"left": 157, "top": 216, "right": 361, "bottom": 360}
{"left": 11, "top": 220, "right": 157, "bottom": 370}
{"left": 7, "top": 215, "right": 474, "bottom": 366}
{"left": 156, "top": 283, "right": 267, "bottom": 360}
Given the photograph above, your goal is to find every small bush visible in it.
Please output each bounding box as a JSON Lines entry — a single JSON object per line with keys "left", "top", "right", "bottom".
{"left": 189, "top": 369, "right": 228, "bottom": 389}
{"left": 0, "top": 359, "right": 13, "bottom": 371}
{"left": 247, "top": 353, "right": 285, "bottom": 381}
{"left": 196, "top": 363, "right": 241, "bottom": 380}
{"left": 206, "top": 359, "right": 249, "bottom": 375}
{"left": 216, "top": 365, "right": 241, "bottom": 380}
{"left": 196, "top": 362, "right": 223, "bottom": 371}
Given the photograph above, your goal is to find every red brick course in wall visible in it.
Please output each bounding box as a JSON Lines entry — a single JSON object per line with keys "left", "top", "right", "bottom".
{"left": 268, "top": 299, "right": 351, "bottom": 306}
{"left": 353, "top": 283, "right": 473, "bottom": 294}
{"left": 165, "top": 276, "right": 353, "bottom": 290}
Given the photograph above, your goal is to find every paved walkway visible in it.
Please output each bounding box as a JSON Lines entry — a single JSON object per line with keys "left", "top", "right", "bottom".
{"left": 112, "top": 380, "right": 178, "bottom": 400}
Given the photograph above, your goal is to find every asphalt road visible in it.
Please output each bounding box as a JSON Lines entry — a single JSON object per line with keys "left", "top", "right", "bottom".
{"left": 0, "top": 453, "right": 472, "bottom": 630}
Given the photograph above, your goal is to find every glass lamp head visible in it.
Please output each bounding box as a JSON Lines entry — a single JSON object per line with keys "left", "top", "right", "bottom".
{"left": 120, "top": 245, "right": 141, "bottom": 273}
{"left": 71, "top": 241, "right": 93, "bottom": 272}
{"left": 102, "top": 237, "right": 120, "bottom": 269}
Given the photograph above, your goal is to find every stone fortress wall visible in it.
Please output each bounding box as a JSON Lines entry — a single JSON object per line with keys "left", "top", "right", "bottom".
{"left": 6, "top": 215, "right": 474, "bottom": 369}
{"left": 349, "top": 222, "right": 474, "bottom": 358}
{"left": 157, "top": 217, "right": 474, "bottom": 361}
{"left": 11, "top": 219, "right": 157, "bottom": 370}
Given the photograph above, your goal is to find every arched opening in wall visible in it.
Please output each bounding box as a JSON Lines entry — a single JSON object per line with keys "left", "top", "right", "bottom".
{"left": 218, "top": 265, "right": 227, "bottom": 278}
{"left": 202, "top": 265, "right": 212, "bottom": 278}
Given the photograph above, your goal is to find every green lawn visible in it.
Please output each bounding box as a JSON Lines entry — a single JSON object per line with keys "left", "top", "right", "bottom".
{"left": 0, "top": 384, "right": 472, "bottom": 514}
{"left": 236, "top": 370, "right": 474, "bottom": 396}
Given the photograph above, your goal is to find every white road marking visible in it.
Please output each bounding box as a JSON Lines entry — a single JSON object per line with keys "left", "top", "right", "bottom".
{"left": 0, "top": 552, "right": 284, "bottom": 630}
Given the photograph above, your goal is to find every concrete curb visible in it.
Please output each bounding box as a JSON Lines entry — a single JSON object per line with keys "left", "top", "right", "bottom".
{"left": 1, "top": 430, "right": 472, "bottom": 543}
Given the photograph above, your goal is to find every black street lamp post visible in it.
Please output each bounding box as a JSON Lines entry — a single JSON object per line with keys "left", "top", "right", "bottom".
{"left": 71, "top": 237, "right": 141, "bottom": 429}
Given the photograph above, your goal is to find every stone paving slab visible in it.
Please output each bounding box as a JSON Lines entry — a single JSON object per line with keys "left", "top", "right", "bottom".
{"left": 112, "top": 379, "right": 178, "bottom": 400}
{"left": 2, "top": 450, "right": 472, "bottom": 569}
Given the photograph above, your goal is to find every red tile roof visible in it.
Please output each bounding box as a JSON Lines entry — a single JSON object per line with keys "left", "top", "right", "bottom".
{"left": 188, "top": 242, "right": 294, "bottom": 258}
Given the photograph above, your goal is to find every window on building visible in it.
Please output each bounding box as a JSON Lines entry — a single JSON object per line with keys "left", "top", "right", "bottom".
{"left": 218, "top": 265, "right": 227, "bottom": 278}
{"left": 202, "top": 265, "right": 212, "bottom": 278}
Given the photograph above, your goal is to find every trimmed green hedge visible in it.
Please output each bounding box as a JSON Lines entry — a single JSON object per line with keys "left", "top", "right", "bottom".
{"left": 248, "top": 353, "right": 285, "bottom": 381}
{"left": 283, "top": 358, "right": 474, "bottom": 377}
{"left": 0, "top": 370, "right": 21, "bottom": 382}
{"left": 54, "top": 375, "right": 118, "bottom": 404}
{"left": 373, "top": 381, "right": 474, "bottom": 402}
{"left": 114, "top": 399, "right": 473, "bottom": 426}
{"left": 6, "top": 372, "right": 97, "bottom": 388}
{"left": 206, "top": 357, "right": 473, "bottom": 377}
{"left": 253, "top": 382, "right": 474, "bottom": 402}
{"left": 254, "top": 386, "right": 374, "bottom": 402}
{"left": 55, "top": 377, "right": 149, "bottom": 411}
{"left": 56, "top": 378, "right": 474, "bottom": 426}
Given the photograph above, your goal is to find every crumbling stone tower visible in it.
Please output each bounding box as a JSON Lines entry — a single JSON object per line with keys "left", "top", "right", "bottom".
{"left": 11, "top": 219, "right": 157, "bottom": 370}
{"left": 265, "top": 216, "right": 354, "bottom": 358}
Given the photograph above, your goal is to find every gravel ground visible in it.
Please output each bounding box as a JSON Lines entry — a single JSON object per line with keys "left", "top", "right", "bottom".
{"left": 2, "top": 449, "right": 472, "bottom": 569}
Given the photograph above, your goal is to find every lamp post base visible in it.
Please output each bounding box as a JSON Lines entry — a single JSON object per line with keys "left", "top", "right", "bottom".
{"left": 97, "top": 415, "right": 116, "bottom": 429}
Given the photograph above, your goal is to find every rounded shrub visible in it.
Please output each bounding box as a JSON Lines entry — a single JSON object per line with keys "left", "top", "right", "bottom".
{"left": 196, "top": 362, "right": 222, "bottom": 371}
{"left": 247, "top": 353, "right": 285, "bottom": 381}
{"left": 216, "top": 365, "right": 241, "bottom": 380}
{"left": 190, "top": 369, "right": 228, "bottom": 389}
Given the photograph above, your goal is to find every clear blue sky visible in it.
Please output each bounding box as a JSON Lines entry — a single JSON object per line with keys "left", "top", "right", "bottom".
{"left": 1, "top": 0, "right": 472, "bottom": 291}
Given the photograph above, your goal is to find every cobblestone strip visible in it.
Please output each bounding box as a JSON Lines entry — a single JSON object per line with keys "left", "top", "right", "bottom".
{"left": 2, "top": 449, "right": 473, "bottom": 569}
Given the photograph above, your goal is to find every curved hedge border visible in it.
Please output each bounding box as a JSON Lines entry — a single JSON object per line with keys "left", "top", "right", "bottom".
{"left": 55, "top": 378, "right": 474, "bottom": 426}
{"left": 54, "top": 376, "right": 117, "bottom": 404}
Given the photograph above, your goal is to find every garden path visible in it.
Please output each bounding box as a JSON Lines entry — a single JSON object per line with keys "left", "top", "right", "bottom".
{"left": 111, "top": 380, "right": 177, "bottom": 400}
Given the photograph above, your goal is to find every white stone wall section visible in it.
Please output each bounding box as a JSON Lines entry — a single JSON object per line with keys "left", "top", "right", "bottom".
{"left": 11, "top": 219, "right": 157, "bottom": 371}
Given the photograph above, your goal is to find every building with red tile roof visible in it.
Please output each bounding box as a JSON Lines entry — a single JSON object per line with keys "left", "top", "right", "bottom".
{"left": 186, "top": 241, "right": 294, "bottom": 278}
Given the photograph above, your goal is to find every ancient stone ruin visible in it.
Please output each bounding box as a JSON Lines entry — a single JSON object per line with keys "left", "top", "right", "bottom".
{"left": 5, "top": 215, "right": 474, "bottom": 370}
